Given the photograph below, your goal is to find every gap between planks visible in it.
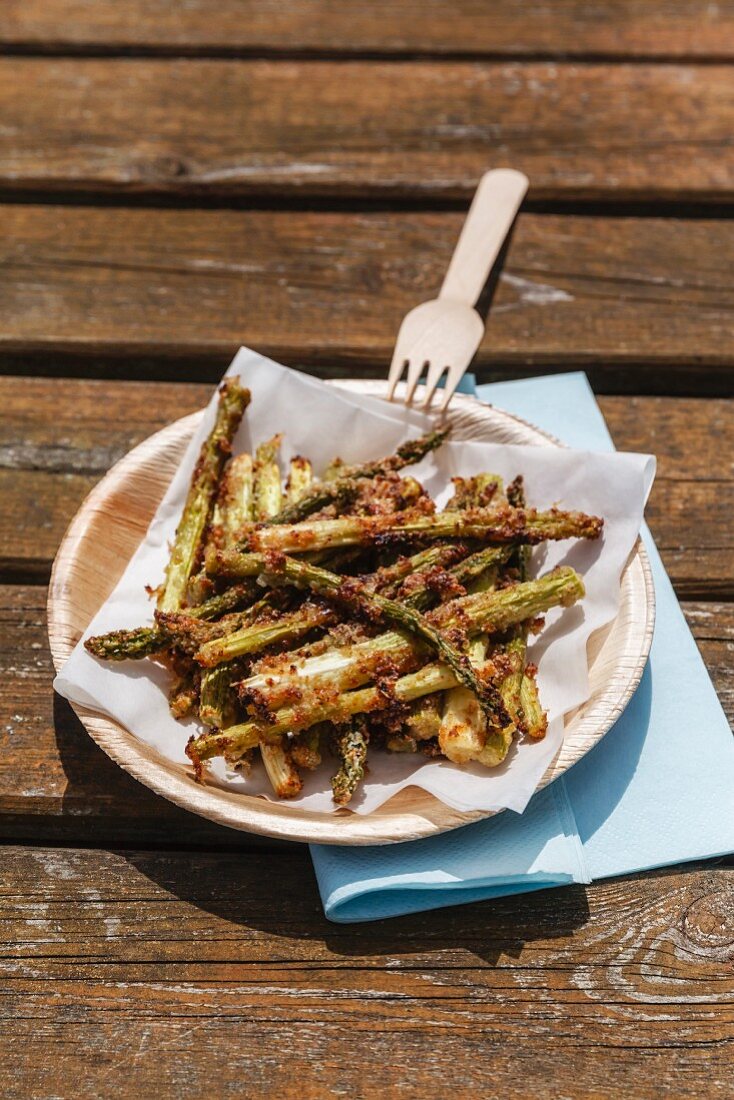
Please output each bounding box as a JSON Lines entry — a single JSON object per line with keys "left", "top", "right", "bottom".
{"left": 2, "top": 192, "right": 734, "bottom": 219}
{"left": 3, "top": 48, "right": 734, "bottom": 65}
{"left": 2, "top": 0, "right": 733, "bottom": 60}
{"left": 3, "top": 360, "right": 732, "bottom": 399}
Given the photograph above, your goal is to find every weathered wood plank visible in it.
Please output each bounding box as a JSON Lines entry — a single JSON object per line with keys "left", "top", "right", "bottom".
{"left": 3, "top": 1, "right": 733, "bottom": 59}
{"left": 0, "top": 844, "right": 731, "bottom": 1098}
{"left": 0, "top": 60, "right": 731, "bottom": 201}
{"left": 2, "top": 379, "right": 732, "bottom": 594}
{"left": 0, "top": 585, "right": 730, "bottom": 844}
{"left": 600, "top": 395, "right": 734, "bottom": 479}
{"left": 2, "top": 207, "right": 733, "bottom": 387}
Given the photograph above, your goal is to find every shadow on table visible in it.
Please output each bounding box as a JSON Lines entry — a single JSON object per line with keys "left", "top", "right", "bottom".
{"left": 118, "top": 835, "right": 591, "bottom": 966}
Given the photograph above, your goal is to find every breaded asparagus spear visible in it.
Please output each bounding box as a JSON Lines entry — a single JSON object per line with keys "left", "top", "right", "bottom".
{"left": 186, "top": 438, "right": 284, "bottom": 691}
{"left": 244, "top": 506, "right": 603, "bottom": 554}
{"left": 467, "top": 575, "right": 524, "bottom": 769}
{"left": 253, "top": 435, "right": 283, "bottom": 521}
{"left": 260, "top": 742, "right": 303, "bottom": 799}
{"left": 211, "top": 452, "right": 254, "bottom": 549}
{"left": 495, "top": 634, "right": 526, "bottom": 728}
{"left": 84, "top": 581, "right": 257, "bottom": 661}
{"left": 331, "top": 718, "right": 369, "bottom": 806}
{"left": 364, "top": 544, "right": 464, "bottom": 597}
{"left": 437, "top": 636, "right": 491, "bottom": 763}
{"left": 158, "top": 378, "right": 250, "bottom": 613}
{"left": 438, "top": 568, "right": 502, "bottom": 765}
{"left": 286, "top": 456, "right": 313, "bottom": 504}
{"left": 199, "top": 663, "right": 237, "bottom": 728}
{"left": 520, "top": 668, "right": 547, "bottom": 740}
{"left": 506, "top": 474, "right": 548, "bottom": 740}
{"left": 328, "top": 429, "right": 448, "bottom": 482}
{"left": 196, "top": 603, "right": 335, "bottom": 668}
{"left": 192, "top": 450, "right": 256, "bottom": 603}
{"left": 188, "top": 655, "right": 480, "bottom": 771}
{"left": 215, "top": 445, "right": 304, "bottom": 800}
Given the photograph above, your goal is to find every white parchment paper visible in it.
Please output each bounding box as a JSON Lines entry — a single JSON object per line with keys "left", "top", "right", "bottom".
{"left": 54, "top": 349, "right": 655, "bottom": 815}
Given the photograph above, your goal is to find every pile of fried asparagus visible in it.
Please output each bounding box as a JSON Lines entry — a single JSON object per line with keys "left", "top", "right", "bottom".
{"left": 86, "top": 378, "right": 603, "bottom": 805}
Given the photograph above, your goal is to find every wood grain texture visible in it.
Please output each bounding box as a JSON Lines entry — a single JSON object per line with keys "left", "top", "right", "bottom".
{"left": 2, "top": 379, "right": 731, "bottom": 597}
{"left": 0, "top": 1, "right": 729, "bottom": 1085}
{"left": 0, "top": 60, "right": 731, "bottom": 201}
{"left": 3, "top": 1, "right": 733, "bottom": 58}
{"left": 2, "top": 206, "right": 733, "bottom": 388}
{"left": 0, "top": 844, "right": 731, "bottom": 1098}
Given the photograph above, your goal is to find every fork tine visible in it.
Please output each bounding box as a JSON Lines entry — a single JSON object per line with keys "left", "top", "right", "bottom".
{"left": 422, "top": 361, "right": 449, "bottom": 409}
{"left": 403, "top": 357, "right": 429, "bottom": 406}
{"left": 438, "top": 363, "right": 467, "bottom": 413}
{"left": 386, "top": 347, "right": 408, "bottom": 401}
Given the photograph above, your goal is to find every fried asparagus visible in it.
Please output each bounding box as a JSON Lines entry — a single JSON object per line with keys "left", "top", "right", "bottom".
{"left": 158, "top": 379, "right": 250, "bottom": 613}
{"left": 188, "top": 654, "right": 490, "bottom": 769}
{"left": 286, "top": 456, "right": 313, "bottom": 504}
{"left": 261, "top": 742, "right": 303, "bottom": 799}
{"left": 210, "top": 452, "right": 254, "bottom": 549}
{"left": 196, "top": 603, "right": 336, "bottom": 668}
{"left": 88, "top": 389, "right": 601, "bottom": 806}
{"left": 506, "top": 474, "right": 548, "bottom": 740}
{"left": 199, "top": 663, "right": 237, "bottom": 728}
{"left": 85, "top": 582, "right": 257, "bottom": 661}
{"left": 253, "top": 435, "right": 283, "bottom": 521}
{"left": 331, "top": 718, "right": 369, "bottom": 806}
{"left": 244, "top": 506, "right": 603, "bottom": 554}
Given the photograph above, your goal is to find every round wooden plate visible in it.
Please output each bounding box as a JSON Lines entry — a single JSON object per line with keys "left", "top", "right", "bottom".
{"left": 48, "top": 382, "right": 654, "bottom": 845}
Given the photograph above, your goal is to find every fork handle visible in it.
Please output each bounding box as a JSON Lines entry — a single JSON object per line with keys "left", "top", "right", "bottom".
{"left": 439, "top": 169, "right": 528, "bottom": 307}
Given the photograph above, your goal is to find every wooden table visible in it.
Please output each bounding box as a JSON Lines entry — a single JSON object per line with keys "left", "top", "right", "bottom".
{"left": 1, "top": 4, "right": 732, "bottom": 1095}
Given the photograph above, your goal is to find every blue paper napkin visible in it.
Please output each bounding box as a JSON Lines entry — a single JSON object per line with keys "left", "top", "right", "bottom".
{"left": 311, "top": 372, "right": 734, "bottom": 922}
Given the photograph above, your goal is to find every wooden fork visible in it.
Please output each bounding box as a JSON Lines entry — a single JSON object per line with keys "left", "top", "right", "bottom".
{"left": 386, "top": 168, "right": 528, "bottom": 411}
